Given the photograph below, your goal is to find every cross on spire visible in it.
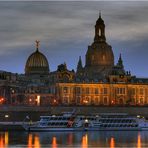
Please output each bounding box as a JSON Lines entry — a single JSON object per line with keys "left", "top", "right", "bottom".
{"left": 35, "top": 40, "right": 40, "bottom": 51}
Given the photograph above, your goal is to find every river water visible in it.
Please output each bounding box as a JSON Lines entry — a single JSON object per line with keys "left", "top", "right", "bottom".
{"left": 0, "top": 131, "right": 147, "bottom": 147}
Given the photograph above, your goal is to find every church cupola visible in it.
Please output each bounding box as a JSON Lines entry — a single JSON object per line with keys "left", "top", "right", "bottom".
{"left": 94, "top": 12, "right": 106, "bottom": 42}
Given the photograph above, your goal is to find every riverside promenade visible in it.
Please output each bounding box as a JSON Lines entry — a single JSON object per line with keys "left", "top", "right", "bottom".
{"left": 0, "top": 105, "right": 148, "bottom": 122}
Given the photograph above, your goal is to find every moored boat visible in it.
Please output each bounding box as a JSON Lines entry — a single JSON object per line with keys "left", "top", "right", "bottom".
{"left": 22, "top": 111, "right": 148, "bottom": 131}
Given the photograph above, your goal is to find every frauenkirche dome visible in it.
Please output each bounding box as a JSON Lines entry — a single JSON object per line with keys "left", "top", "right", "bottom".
{"left": 25, "top": 41, "right": 49, "bottom": 75}
{"left": 84, "top": 13, "right": 114, "bottom": 79}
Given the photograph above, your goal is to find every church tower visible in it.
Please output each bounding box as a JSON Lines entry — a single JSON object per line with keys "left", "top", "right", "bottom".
{"left": 117, "top": 53, "right": 124, "bottom": 69}
{"left": 84, "top": 13, "right": 114, "bottom": 80}
{"left": 76, "top": 56, "right": 83, "bottom": 73}
{"left": 94, "top": 12, "right": 106, "bottom": 42}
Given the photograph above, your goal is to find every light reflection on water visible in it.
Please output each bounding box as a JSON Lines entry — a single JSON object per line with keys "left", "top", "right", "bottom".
{"left": 52, "top": 136, "right": 57, "bottom": 148}
{"left": 0, "top": 131, "right": 147, "bottom": 147}
{"left": 82, "top": 134, "right": 88, "bottom": 148}
{"left": 110, "top": 137, "right": 115, "bottom": 148}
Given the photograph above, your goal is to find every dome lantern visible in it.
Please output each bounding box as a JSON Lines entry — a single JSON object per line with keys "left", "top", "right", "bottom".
{"left": 94, "top": 11, "right": 106, "bottom": 42}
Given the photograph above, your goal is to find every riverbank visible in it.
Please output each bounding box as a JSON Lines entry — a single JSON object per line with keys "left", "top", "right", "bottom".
{"left": 0, "top": 106, "right": 147, "bottom": 122}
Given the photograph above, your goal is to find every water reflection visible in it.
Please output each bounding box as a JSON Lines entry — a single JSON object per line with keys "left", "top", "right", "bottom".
{"left": 82, "top": 133, "right": 88, "bottom": 148}
{"left": 28, "top": 133, "right": 33, "bottom": 148}
{"left": 137, "top": 132, "right": 141, "bottom": 148}
{"left": 110, "top": 137, "right": 115, "bottom": 148}
{"left": 28, "top": 133, "right": 40, "bottom": 148}
{"left": 34, "top": 134, "right": 40, "bottom": 148}
{"left": 67, "top": 133, "right": 73, "bottom": 145}
{"left": 0, "top": 132, "right": 8, "bottom": 148}
{"left": 0, "top": 131, "right": 147, "bottom": 148}
{"left": 52, "top": 136, "right": 57, "bottom": 148}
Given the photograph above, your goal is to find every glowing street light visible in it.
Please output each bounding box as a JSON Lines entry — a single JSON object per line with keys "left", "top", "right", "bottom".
{"left": 36, "top": 95, "right": 40, "bottom": 106}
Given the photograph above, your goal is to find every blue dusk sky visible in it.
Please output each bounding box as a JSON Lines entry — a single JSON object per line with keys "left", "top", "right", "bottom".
{"left": 0, "top": 1, "right": 148, "bottom": 77}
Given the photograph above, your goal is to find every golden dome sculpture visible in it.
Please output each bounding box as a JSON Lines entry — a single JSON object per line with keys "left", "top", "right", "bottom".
{"left": 25, "top": 41, "right": 49, "bottom": 75}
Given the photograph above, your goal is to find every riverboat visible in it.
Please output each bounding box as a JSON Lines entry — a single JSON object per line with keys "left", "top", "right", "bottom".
{"left": 22, "top": 111, "right": 148, "bottom": 131}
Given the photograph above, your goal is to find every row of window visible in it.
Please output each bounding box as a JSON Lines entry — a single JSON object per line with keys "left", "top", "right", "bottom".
{"left": 131, "top": 88, "right": 145, "bottom": 95}
{"left": 63, "top": 87, "right": 108, "bottom": 94}
{"left": 63, "top": 87, "right": 146, "bottom": 95}
{"left": 100, "top": 124, "right": 138, "bottom": 128}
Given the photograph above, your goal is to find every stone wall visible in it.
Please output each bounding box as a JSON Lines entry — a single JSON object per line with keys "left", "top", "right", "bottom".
{"left": 0, "top": 106, "right": 147, "bottom": 121}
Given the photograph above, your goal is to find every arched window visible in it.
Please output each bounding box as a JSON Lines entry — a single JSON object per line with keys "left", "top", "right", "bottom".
{"left": 103, "top": 55, "right": 105, "bottom": 60}
{"left": 99, "top": 28, "right": 101, "bottom": 36}
{"left": 103, "top": 97, "right": 108, "bottom": 105}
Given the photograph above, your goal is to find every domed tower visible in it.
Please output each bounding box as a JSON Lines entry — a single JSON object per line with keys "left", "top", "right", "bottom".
{"left": 85, "top": 12, "right": 114, "bottom": 80}
{"left": 25, "top": 41, "right": 49, "bottom": 75}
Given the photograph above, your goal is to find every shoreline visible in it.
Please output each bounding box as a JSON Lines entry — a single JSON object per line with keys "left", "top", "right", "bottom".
{"left": 0, "top": 106, "right": 147, "bottom": 122}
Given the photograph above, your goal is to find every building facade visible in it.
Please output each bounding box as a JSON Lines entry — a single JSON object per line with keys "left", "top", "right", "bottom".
{"left": 0, "top": 14, "right": 148, "bottom": 106}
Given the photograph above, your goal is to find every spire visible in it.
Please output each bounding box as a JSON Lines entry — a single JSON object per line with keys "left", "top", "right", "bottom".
{"left": 117, "top": 53, "right": 124, "bottom": 69}
{"left": 35, "top": 40, "right": 40, "bottom": 51}
{"left": 77, "top": 56, "right": 83, "bottom": 73}
{"left": 99, "top": 10, "right": 101, "bottom": 18}
{"left": 64, "top": 62, "right": 67, "bottom": 69}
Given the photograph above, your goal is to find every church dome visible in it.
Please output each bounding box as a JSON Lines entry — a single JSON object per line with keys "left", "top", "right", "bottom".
{"left": 25, "top": 41, "right": 49, "bottom": 75}
{"left": 86, "top": 14, "right": 114, "bottom": 68}
{"left": 84, "top": 13, "right": 114, "bottom": 79}
{"left": 86, "top": 42, "right": 114, "bottom": 68}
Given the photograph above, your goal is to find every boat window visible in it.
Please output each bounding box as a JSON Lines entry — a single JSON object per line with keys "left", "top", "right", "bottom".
{"left": 64, "top": 122, "right": 67, "bottom": 125}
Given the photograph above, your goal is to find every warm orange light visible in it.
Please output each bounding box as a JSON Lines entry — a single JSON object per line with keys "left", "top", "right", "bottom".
{"left": 4, "top": 132, "right": 8, "bottom": 146}
{"left": 34, "top": 134, "right": 40, "bottom": 148}
{"left": 0, "top": 97, "right": 5, "bottom": 104}
{"left": 0, "top": 135, "right": 4, "bottom": 148}
{"left": 82, "top": 134, "right": 88, "bottom": 148}
{"left": 36, "top": 96, "right": 40, "bottom": 106}
{"left": 83, "top": 100, "right": 88, "bottom": 104}
{"left": 137, "top": 133, "right": 141, "bottom": 148}
{"left": 52, "top": 136, "right": 57, "bottom": 148}
{"left": 28, "top": 133, "right": 33, "bottom": 148}
{"left": 110, "top": 137, "right": 115, "bottom": 148}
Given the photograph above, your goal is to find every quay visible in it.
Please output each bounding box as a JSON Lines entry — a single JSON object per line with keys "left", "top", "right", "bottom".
{"left": 0, "top": 122, "right": 27, "bottom": 131}
{"left": 0, "top": 106, "right": 147, "bottom": 131}
{"left": 0, "top": 106, "right": 147, "bottom": 121}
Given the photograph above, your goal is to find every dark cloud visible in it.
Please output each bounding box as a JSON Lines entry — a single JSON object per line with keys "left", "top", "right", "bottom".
{"left": 0, "top": 1, "right": 148, "bottom": 77}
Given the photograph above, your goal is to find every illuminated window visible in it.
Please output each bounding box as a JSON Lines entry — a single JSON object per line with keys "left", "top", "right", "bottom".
{"left": 86, "top": 88, "right": 90, "bottom": 94}
{"left": 95, "top": 97, "right": 100, "bottom": 104}
{"left": 76, "top": 87, "right": 81, "bottom": 94}
{"left": 63, "top": 87, "right": 68, "bottom": 93}
{"left": 131, "top": 88, "right": 136, "bottom": 95}
{"left": 63, "top": 97, "right": 68, "bottom": 103}
{"left": 99, "top": 28, "right": 101, "bottom": 36}
{"left": 140, "top": 98, "right": 143, "bottom": 104}
{"left": 103, "top": 88, "right": 108, "bottom": 94}
{"left": 95, "top": 88, "right": 99, "bottom": 94}
{"left": 139, "top": 88, "right": 144, "bottom": 95}
{"left": 92, "top": 55, "right": 94, "bottom": 61}
{"left": 117, "top": 88, "right": 125, "bottom": 94}
{"left": 76, "top": 97, "right": 81, "bottom": 103}
{"left": 103, "top": 97, "right": 108, "bottom": 105}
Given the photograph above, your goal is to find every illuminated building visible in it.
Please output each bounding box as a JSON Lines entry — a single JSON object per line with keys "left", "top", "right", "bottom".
{"left": 0, "top": 13, "right": 148, "bottom": 106}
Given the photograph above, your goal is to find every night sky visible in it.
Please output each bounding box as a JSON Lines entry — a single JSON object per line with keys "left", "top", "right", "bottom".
{"left": 0, "top": 1, "right": 148, "bottom": 77}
